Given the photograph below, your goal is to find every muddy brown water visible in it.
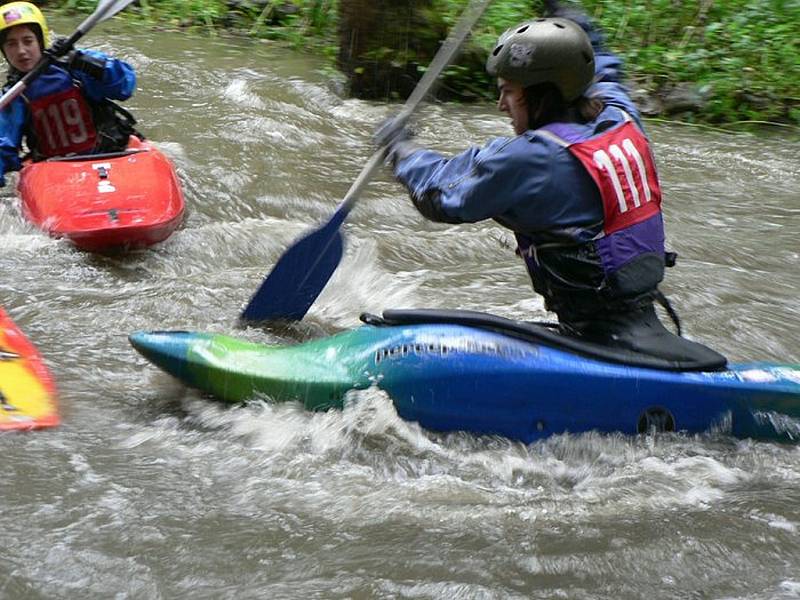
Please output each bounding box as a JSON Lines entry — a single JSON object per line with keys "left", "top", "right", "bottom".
{"left": 1, "top": 20, "right": 799, "bottom": 600}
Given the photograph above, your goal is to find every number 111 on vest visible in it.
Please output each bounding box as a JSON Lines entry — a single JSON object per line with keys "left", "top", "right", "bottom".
{"left": 593, "top": 137, "right": 655, "bottom": 213}
{"left": 570, "top": 121, "right": 663, "bottom": 232}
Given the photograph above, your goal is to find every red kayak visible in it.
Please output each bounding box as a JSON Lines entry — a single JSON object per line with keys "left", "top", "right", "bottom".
{"left": 17, "top": 136, "right": 185, "bottom": 252}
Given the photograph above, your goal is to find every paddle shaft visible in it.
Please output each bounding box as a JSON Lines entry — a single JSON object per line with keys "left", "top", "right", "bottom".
{"left": 336, "top": 0, "right": 493, "bottom": 221}
{"left": 0, "top": 0, "right": 136, "bottom": 112}
{"left": 240, "top": 0, "right": 493, "bottom": 323}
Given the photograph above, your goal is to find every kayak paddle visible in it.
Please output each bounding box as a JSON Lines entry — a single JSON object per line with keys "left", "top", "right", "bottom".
{"left": 240, "top": 0, "right": 493, "bottom": 323}
{"left": 0, "top": 0, "right": 137, "bottom": 112}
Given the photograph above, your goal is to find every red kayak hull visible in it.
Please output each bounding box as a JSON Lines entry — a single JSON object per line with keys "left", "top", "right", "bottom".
{"left": 17, "top": 137, "right": 185, "bottom": 252}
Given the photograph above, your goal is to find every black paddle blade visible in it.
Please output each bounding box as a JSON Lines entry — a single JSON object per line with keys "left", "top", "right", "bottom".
{"left": 240, "top": 219, "right": 345, "bottom": 323}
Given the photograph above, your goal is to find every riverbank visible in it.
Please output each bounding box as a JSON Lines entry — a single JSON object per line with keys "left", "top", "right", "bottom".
{"left": 44, "top": 0, "right": 799, "bottom": 127}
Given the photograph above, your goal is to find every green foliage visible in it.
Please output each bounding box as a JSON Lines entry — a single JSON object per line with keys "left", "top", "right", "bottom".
{"left": 577, "top": 0, "right": 800, "bottom": 123}
{"left": 54, "top": 0, "right": 228, "bottom": 29}
{"left": 59, "top": 0, "right": 100, "bottom": 10}
{"left": 46, "top": 0, "right": 800, "bottom": 125}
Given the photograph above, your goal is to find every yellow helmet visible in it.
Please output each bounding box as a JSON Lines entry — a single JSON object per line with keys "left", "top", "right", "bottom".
{"left": 0, "top": 2, "right": 49, "bottom": 48}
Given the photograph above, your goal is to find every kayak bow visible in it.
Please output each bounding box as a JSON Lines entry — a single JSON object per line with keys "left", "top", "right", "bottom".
{"left": 18, "top": 136, "right": 185, "bottom": 252}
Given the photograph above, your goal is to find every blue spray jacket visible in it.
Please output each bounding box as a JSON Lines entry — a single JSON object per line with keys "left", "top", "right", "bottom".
{"left": 392, "top": 17, "right": 669, "bottom": 322}
{"left": 0, "top": 49, "right": 136, "bottom": 183}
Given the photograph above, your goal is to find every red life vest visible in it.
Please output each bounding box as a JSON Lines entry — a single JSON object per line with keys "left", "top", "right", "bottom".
{"left": 539, "top": 114, "right": 663, "bottom": 236}
{"left": 28, "top": 86, "right": 98, "bottom": 158}
{"left": 517, "top": 113, "right": 668, "bottom": 320}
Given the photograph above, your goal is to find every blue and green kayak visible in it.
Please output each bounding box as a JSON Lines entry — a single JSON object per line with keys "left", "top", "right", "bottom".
{"left": 129, "top": 309, "right": 800, "bottom": 443}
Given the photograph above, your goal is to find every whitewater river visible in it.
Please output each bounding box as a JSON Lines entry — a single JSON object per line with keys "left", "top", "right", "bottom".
{"left": 2, "top": 18, "right": 800, "bottom": 599}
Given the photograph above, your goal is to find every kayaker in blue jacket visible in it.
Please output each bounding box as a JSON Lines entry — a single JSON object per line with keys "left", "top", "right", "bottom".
{"left": 376, "top": 1, "right": 722, "bottom": 364}
{"left": 0, "top": 1, "right": 139, "bottom": 187}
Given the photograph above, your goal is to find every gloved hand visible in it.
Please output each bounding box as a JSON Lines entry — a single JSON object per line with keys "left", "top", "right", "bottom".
{"left": 47, "top": 35, "right": 73, "bottom": 58}
{"left": 373, "top": 115, "right": 419, "bottom": 166}
{"left": 48, "top": 37, "right": 105, "bottom": 80}
{"left": 67, "top": 50, "right": 107, "bottom": 80}
{"left": 543, "top": 0, "right": 563, "bottom": 15}
{"left": 374, "top": 115, "right": 412, "bottom": 148}
{"left": 542, "top": 0, "right": 592, "bottom": 32}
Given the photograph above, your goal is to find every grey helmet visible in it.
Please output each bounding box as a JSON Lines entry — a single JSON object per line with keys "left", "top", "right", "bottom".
{"left": 486, "top": 17, "right": 595, "bottom": 102}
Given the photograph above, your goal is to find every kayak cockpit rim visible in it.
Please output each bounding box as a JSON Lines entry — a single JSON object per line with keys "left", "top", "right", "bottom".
{"left": 362, "top": 308, "right": 728, "bottom": 373}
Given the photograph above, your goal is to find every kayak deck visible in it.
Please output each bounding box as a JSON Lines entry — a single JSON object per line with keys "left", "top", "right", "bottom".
{"left": 17, "top": 136, "right": 185, "bottom": 252}
{"left": 129, "top": 310, "right": 800, "bottom": 443}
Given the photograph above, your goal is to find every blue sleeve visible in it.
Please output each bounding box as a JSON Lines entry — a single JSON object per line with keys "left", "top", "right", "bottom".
{"left": 393, "top": 136, "right": 551, "bottom": 225}
{"left": 0, "top": 97, "right": 26, "bottom": 182}
{"left": 72, "top": 49, "right": 136, "bottom": 103}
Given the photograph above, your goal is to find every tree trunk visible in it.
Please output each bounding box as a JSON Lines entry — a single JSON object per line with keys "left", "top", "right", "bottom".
{"left": 337, "top": 0, "right": 440, "bottom": 101}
